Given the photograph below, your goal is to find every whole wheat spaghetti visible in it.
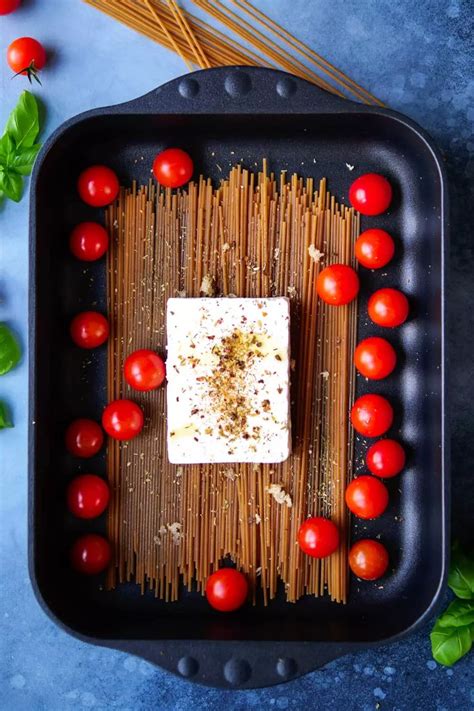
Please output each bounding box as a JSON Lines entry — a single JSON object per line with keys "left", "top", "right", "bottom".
{"left": 83, "top": 0, "right": 383, "bottom": 106}
{"left": 105, "top": 165, "right": 358, "bottom": 603}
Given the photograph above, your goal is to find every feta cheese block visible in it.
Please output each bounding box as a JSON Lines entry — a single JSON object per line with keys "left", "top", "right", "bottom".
{"left": 166, "top": 297, "right": 291, "bottom": 464}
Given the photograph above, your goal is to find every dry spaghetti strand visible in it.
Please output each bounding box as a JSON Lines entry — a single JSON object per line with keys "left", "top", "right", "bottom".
{"left": 105, "top": 165, "right": 358, "bottom": 605}
{"left": 83, "top": 0, "right": 382, "bottom": 105}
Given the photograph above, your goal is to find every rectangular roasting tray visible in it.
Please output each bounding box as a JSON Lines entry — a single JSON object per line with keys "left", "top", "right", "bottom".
{"left": 29, "top": 66, "right": 448, "bottom": 688}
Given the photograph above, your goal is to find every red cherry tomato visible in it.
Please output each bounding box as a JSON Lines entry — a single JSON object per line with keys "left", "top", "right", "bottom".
{"left": 67, "top": 474, "right": 110, "bottom": 519}
{"left": 354, "top": 337, "right": 397, "bottom": 380}
{"left": 205, "top": 568, "right": 248, "bottom": 612}
{"left": 349, "top": 539, "right": 389, "bottom": 580}
{"left": 70, "top": 534, "right": 111, "bottom": 575}
{"left": 152, "top": 148, "right": 193, "bottom": 188}
{"left": 366, "top": 439, "right": 406, "bottom": 478}
{"left": 102, "top": 399, "right": 144, "bottom": 441}
{"left": 368, "top": 288, "right": 409, "bottom": 328}
{"left": 65, "top": 419, "right": 104, "bottom": 458}
{"left": 0, "top": 0, "right": 21, "bottom": 15}
{"left": 7, "top": 37, "right": 46, "bottom": 81}
{"left": 124, "top": 349, "right": 166, "bottom": 392}
{"left": 355, "top": 229, "right": 395, "bottom": 269}
{"left": 316, "top": 264, "right": 360, "bottom": 306}
{"left": 69, "top": 222, "right": 109, "bottom": 262}
{"left": 351, "top": 394, "right": 393, "bottom": 437}
{"left": 77, "top": 165, "right": 119, "bottom": 207}
{"left": 297, "top": 516, "right": 340, "bottom": 558}
{"left": 349, "top": 173, "right": 392, "bottom": 216}
{"left": 70, "top": 311, "right": 109, "bottom": 349}
{"left": 345, "top": 475, "right": 389, "bottom": 519}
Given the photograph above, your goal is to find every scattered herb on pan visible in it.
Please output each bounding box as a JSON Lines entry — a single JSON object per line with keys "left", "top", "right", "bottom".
{"left": 0, "top": 401, "right": 13, "bottom": 429}
{"left": 0, "top": 91, "right": 42, "bottom": 203}
{"left": 0, "top": 323, "right": 21, "bottom": 375}
{"left": 430, "top": 542, "right": 474, "bottom": 666}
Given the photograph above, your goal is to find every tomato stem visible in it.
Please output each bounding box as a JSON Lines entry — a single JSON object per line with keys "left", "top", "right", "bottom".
{"left": 11, "top": 60, "right": 42, "bottom": 85}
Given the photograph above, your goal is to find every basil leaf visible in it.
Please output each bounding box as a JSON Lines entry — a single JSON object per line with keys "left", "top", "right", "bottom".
{"left": 0, "top": 401, "right": 13, "bottom": 429}
{"left": 0, "top": 171, "right": 23, "bottom": 202}
{"left": 0, "top": 133, "right": 15, "bottom": 163}
{"left": 448, "top": 542, "right": 474, "bottom": 599}
{"left": 4, "top": 90, "right": 40, "bottom": 150}
{"left": 7, "top": 144, "right": 42, "bottom": 176}
{"left": 430, "top": 621, "right": 472, "bottom": 666}
{"left": 0, "top": 91, "right": 42, "bottom": 203}
{"left": 437, "top": 599, "right": 474, "bottom": 628}
{"left": 0, "top": 324, "right": 21, "bottom": 375}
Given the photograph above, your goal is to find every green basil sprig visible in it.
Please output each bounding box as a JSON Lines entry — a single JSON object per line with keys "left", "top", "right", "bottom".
{"left": 430, "top": 543, "right": 474, "bottom": 666}
{"left": 0, "top": 324, "right": 21, "bottom": 375}
{"left": 0, "top": 401, "right": 13, "bottom": 430}
{"left": 0, "top": 91, "right": 42, "bottom": 203}
{"left": 448, "top": 542, "right": 474, "bottom": 599}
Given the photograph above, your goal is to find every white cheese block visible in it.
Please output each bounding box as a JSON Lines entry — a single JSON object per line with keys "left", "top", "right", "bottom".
{"left": 166, "top": 297, "right": 291, "bottom": 464}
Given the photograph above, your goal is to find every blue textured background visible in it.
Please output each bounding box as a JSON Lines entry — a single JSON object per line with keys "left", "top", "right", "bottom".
{"left": 1, "top": 0, "right": 473, "bottom": 709}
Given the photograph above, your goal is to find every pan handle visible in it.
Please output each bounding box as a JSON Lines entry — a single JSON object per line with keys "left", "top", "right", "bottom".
{"left": 112, "top": 66, "right": 361, "bottom": 116}
{"left": 118, "top": 639, "right": 354, "bottom": 688}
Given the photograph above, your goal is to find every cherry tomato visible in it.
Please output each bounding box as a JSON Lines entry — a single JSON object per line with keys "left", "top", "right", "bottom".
{"left": 345, "top": 475, "right": 389, "bottom": 519}
{"left": 355, "top": 229, "right": 395, "bottom": 269}
{"left": 102, "top": 399, "right": 144, "bottom": 441}
{"left": 70, "top": 533, "right": 111, "bottom": 575}
{"left": 205, "top": 568, "right": 248, "bottom": 612}
{"left": 366, "top": 439, "right": 406, "bottom": 478}
{"left": 368, "top": 288, "right": 409, "bottom": 328}
{"left": 65, "top": 418, "right": 104, "bottom": 458}
{"left": 152, "top": 148, "right": 193, "bottom": 188}
{"left": 7, "top": 37, "right": 46, "bottom": 82}
{"left": 124, "top": 349, "right": 166, "bottom": 392}
{"left": 0, "top": 0, "right": 21, "bottom": 15}
{"left": 67, "top": 474, "right": 110, "bottom": 519}
{"left": 354, "top": 337, "right": 396, "bottom": 380}
{"left": 316, "top": 264, "right": 360, "bottom": 306}
{"left": 77, "top": 165, "right": 119, "bottom": 207}
{"left": 297, "top": 516, "right": 340, "bottom": 558}
{"left": 349, "top": 173, "right": 392, "bottom": 216}
{"left": 349, "top": 539, "right": 389, "bottom": 580}
{"left": 69, "top": 222, "right": 109, "bottom": 262}
{"left": 351, "top": 394, "right": 393, "bottom": 437}
{"left": 70, "top": 311, "right": 109, "bottom": 349}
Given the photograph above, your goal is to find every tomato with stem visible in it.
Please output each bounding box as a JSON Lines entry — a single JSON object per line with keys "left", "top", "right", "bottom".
{"left": 7, "top": 37, "right": 46, "bottom": 84}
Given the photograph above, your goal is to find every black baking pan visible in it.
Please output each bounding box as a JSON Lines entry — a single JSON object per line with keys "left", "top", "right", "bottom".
{"left": 28, "top": 66, "right": 448, "bottom": 688}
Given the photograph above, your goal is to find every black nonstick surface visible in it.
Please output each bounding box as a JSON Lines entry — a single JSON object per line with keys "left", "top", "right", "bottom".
{"left": 28, "top": 67, "right": 448, "bottom": 688}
